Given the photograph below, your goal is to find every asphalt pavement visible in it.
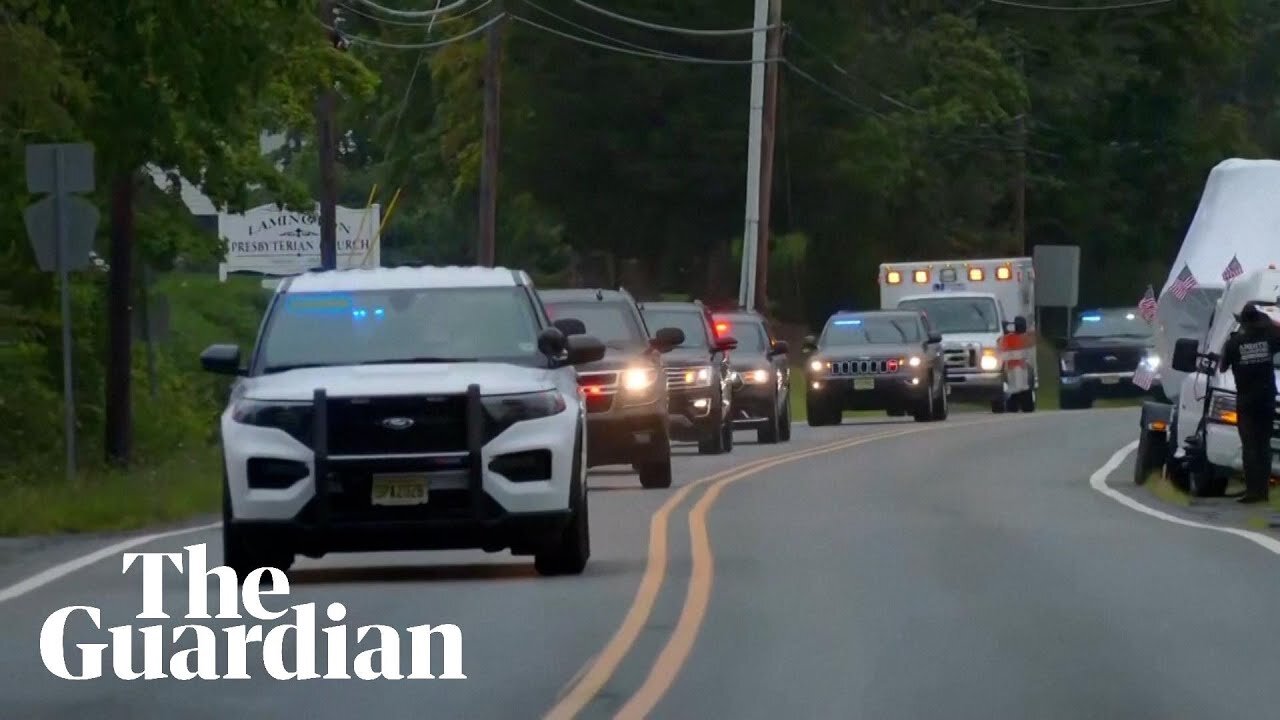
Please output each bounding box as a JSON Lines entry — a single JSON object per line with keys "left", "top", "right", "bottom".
{"left": 3, "top": 408, "right": 1279, "bottom": 719}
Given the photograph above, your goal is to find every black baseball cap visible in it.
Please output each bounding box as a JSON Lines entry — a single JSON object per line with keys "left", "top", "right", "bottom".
{"left": 1235, "top": 301, "right": 1264, "bottom": 322}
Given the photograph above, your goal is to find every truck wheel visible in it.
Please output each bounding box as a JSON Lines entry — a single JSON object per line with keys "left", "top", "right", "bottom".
{"left": 722, "top": 419, "right": 735, "bottom": 452}
{"left": 933, "top": 382, "right": 949, "bottom": 421}
{"left": 991, "top": 398, "right": 1006, "bottom": 414}
{"left": 1188, "top": 465, "right": 1229, "bottom": 498}
{"left": 698, "top": 410, "right": 727, "bottom": 454}
{"left": 222, "top": 473, "right": 292, "bottom": 581}
{"left": 757, "top": 406, "right": 781, "bottom": 444}
{"left": 778, "top": 402, "right": 792, "bottom": 441}
{"left": 1018, "top": 389, "right": 1036, "bottom": 413}
{"left": 536, "top": 434, "right": 590, "bottom": 576}
{"left": 913, "top": 380, "right": 935, "bottom": 422}
{"left": 636, "top": 458, "right": 672, "bottom": 489}
{"left": 1133, "top": 427, "right": 1165, "bottom": 486}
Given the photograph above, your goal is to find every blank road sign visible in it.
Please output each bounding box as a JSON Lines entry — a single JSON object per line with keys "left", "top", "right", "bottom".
{"left": 25, "top": 143, "right": 95, "bottom": 194}
{"left": 24, "top": 195, "right": 99, "bottom": 272}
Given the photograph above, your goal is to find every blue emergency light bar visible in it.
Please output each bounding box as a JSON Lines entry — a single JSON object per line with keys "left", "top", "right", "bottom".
{"left": 1080, "top": 314, "right": 1101, "bottom": 322}
{"left": 833, "top": 319, "right": 862, "bottom": 326}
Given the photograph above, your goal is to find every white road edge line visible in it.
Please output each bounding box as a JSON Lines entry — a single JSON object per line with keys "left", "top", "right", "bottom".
{"left": 0, "top": 522, "right": 220, "bottom": 605}
{"left": 1089, "top": 441, "right": 1280, "bottom": 555}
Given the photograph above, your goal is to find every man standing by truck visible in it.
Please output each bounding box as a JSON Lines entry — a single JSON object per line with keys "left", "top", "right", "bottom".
{"left": 1218, "top": 302, "right": 1280, "bottom": 503}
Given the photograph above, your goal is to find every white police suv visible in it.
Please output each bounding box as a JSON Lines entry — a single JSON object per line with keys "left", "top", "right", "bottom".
{"left": 200, "top": 266, "right": 607, "bottom": 577}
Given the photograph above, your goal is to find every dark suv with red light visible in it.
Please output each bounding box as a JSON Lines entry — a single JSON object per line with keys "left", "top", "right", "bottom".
{"left": 540, "top": 288, "right": 684, "bottom": 488}
{"left": 712, "top": 308, "right": 792, "bottom": 443}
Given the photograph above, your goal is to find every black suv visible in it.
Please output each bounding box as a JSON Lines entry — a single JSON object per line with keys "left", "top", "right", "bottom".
{"left": 802, "top": 309, "right": 948, "bottom": 424}
{"left": 540, "top": 288, "right": 684, "bottom": 488}
{"left": 1056, "top": 306, "right": 1161, "bottom": 409}
{"left": 711, "top": 308, "right": 792, "bottom": 443}
{"left": 640, "top": 301, "right": 740, "bottom": 454}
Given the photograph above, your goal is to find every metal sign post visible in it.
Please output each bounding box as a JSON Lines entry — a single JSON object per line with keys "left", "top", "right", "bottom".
{"left": 24, "top": 143, "right": 98, "bottom": 482}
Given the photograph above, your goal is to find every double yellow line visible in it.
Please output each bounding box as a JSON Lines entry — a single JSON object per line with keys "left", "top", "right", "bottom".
{"left": 546, "top": 415, "right": 1013, "bottom": 719}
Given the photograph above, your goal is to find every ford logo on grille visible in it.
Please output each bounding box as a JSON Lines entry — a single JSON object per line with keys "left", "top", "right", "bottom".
{"left": 379, "top": 417, "right": 415, "bottom": 430}
{"left": 1104, "top": 355, "right": 1118, "bottom": 362}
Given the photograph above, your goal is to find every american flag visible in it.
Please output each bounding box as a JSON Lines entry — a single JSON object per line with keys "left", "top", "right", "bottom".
{"left": 1222, "top": 254, "right": 1243, "bottom": 282}
{"left": 1170, "top": 264, "right": 1198, "bottom": 301}
{"left": 1133, "top": 363, "right": 1155, "bottom": 390}
{"left": 1137, "top": 285, "right": 1157, "bottom": 323}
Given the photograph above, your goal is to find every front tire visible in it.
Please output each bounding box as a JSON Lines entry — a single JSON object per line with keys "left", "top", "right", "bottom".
{"left": 1133, "top": 427, "right": 1165, "bottom": 486}
{"left": 536, "top": 427, "right": 590, "bottom": 576}
{"left": 636, "top": 458, "right": 673, "bottom": 489}
{"left": 222, "top": 475, "right": 293, "bottom": 581}
{"left": 778, "top": 399, "right": 792, "bottom": 441}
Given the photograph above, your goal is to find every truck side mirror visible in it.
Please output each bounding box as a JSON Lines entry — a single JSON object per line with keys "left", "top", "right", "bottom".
{"left": 1013, "top": 316, "right": 1027, "bottom": 334}
{"left": 1171, "top": 337, "right": 1200, "bottom": 373}
{"left": 927, "top": 332, "right": 943, "bottom": 344}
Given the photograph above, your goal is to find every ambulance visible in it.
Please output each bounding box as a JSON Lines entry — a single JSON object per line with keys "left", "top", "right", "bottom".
{"left": 879, "top": 257, "right": 1038, "bottom": 412}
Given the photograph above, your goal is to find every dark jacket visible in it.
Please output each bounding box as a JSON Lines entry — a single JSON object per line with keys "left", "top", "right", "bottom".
{"left": 1219, "top": 314, "right": 1280, "bottom": 407}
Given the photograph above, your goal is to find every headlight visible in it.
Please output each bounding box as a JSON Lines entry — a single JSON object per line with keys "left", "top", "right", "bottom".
{"left": 979, "top": 350, "right": 999, "bottom": 371}
{"left": 907, "top": 356, "right": 921, "bottom": 368}
{"left": 621, "top": 367, "right": 658, "bottom": 392}
{"left": 1209, "top": 392, "right": 1237, "bottom": 425}
{"left": 231, "top": 399, "right": 312, "bottom": 444}
{"left": 1142, "top": 353, "right": 1160, "bottom": 370}
{"left": 1060, "top": 351, "right": 1076, "bottom": 373}
{"left": 682, "top": 366, "right": 713, "bottom": 387}
{"left": 482, "top": 390, "right": 567, "bottom": 434}
{"left": 808, "top": 359, "right": 825, "bottom": 373}
{"left": 743, "top": 368, "right": 771, "bottom": 384}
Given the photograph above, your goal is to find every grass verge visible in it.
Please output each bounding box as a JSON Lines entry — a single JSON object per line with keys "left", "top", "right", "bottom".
{"left": 0, "top": 446, "right": 221, "bottom": 536}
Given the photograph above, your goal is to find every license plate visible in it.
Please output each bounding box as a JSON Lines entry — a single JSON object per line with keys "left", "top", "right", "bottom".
{"left": 1101, "top": 376, "right": 1119, "bottom": 385}
{"left": 853, "top": 377, "right": 875, "bottom": 390}
{"left": 371, "top": 474, "right": 428, "bottom": 506}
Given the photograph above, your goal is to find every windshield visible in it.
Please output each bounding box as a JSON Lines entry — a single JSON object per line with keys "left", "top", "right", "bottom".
{"left": 545, "top": 301, "right": 647, "bottom": 349}
{"left": 1072, "top": 309, "right": 1153, "bottom": 339}
{"left": 821, "top": 316, "right": 922, "bottom": 346}
{"left": 717, "top": 320, "right": 768, "bottom": 353}
{"left": 643, "top": 310, "right": 708, "bottom": 348}
{"left": 258, "top": 287, "right": 540, "bottom": 371}
{"left": 897, "top": 297, "right": 1000, "bottom": 334}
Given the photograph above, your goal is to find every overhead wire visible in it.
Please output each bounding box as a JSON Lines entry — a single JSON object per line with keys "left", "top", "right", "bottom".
{"left": 509, "top": 13, "right": 775, "bottom": 65}
{"left": 987, "top": 0, "right": 1173, "bottom": 9}
{"left": 785, "top": 27, "right": 919, "bottom": 113}
{"left": 329, "top": 11, "right": 503, "bottom": 49}
{"left": 517, "top": 0, "right": 729, "bottom": 60}
{"left": 566, "top": 0, "right": 778, "bottom": 36}
{"left": 337, "top": 0, "right": 493, "bottom": 27}
{"left": 781, "top": 60, "right": 888, "bottom": 118}
{"left": 351, "top": 0, "right": 471, "bottom": 19}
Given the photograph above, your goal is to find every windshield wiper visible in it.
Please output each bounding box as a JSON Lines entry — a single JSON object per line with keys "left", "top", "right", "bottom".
{"left": 358, "top": 356, "right": 475, "bottom": 365}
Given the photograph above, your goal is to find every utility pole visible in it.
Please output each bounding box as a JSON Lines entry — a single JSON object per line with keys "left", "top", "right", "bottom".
{"left": 754, "top": 0, "right": 783, "bottom": 315}
{"left": 318, "top": 0, "right": 340, "bottom": 270}
{"left": 1014, "top": 49, "right": 1028, "bottom": 256}
{"left": 737, "top": 0, "right": 770, "bottom": 310}
{"left": 477, "top": 4, "right": 504, "bottom": 267}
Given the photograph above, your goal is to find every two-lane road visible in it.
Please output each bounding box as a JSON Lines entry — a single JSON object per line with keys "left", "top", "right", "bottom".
{"left": 3, "top": 409, "right": 1279, "bottom": 719}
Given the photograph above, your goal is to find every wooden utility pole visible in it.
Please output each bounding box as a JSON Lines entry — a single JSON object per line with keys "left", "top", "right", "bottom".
{"left": 318, "top": 0, "right": 339, "bottom": 270}
{"left": 1014, "top": 49, "right": 1028, "bottom": 256}
{"left": 477, "top": 6, "right": 504, "bottom": 267}
{"left": 754, "top": 0, "right": 783, "bottom": 315}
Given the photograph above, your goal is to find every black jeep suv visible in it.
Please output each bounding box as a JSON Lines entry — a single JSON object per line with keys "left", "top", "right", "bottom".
{"left": 711, "top": 308, "right": 792, "bottom": 443}
{"left": 1057, "top": 306, "right": 1161, "bottom": 409}
{"left": 802, "top": 309, "right": 948, "bottom": 424}
{"left": 540, "top": 288, "right": 684, "bottom": 488}
{"left": 640, "top": 301, "right": 740, "bottom": 454}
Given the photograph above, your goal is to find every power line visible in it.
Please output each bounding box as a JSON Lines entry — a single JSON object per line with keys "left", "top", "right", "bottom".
{"left": 351, "top": 0, "right": 471, "bottom": 18}
{"left": 338, "top": 0, "right": 493, "bottom": 27}
{"left": 518, "top": 0, "right": 719, "bottom": 59}
{"left": 331, "top": 12, "right": 503, "bottom": 49}
{"left": 384, "top": 0, "right": 446, "bottom": 165}
{"left": 784, "top": 27, "right": 919, "bottom": 113}
{"left": 782, "top": 60, "right": 887, "bottom": 118}
{"left": 509, "top": 13, "right": 776, "bottom": 65}
{"left": 987, "top": 0, "right": 1173, "bottom": 9}
{"left": 568, "top": 0, "right": 778, "bottom": 36}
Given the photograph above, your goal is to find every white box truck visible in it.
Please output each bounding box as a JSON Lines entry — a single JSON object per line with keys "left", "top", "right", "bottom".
{"left": 1134, "top": 159, "right": 1280, "bottom": 495}
{"left": 879, "top": 257, "right": 1037, "bottom": 412}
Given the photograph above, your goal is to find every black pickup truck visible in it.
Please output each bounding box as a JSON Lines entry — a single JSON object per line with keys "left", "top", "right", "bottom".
{"left": 1057, "top": 307, "right": 1161, "bottom": 409}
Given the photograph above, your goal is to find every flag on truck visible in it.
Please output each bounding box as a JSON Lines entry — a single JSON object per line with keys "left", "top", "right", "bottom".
{"left": 1132, "top": 363, "right": 1155, "bottom": 390}
{"left": 1170, "top": 263, "right": 1198, "bottom": 300}
{"left": 1221, "top": 254, "right": 1244, "bottom": 281}
{"left": 1137, "top": 285, "right": 1157, "bottom": 323}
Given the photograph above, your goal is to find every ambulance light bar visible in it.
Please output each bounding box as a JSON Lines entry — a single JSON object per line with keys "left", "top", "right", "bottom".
{"left": 996, "top": 265, "right": 1012, "bottom": 280}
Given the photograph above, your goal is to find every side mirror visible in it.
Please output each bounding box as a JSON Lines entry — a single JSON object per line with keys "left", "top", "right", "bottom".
{"left": 716, "top": 335, "right": 739, "bottom": 352}
{"left": 566, "top": 334, "right": 607, "bottom": 365}
{"left": 1013, "top": 316, "right": 1028, "bottom": 334}
{"left": 801, "top": 334, "right": 817, "bottom": 353}
{"left": 553, "top": 318, "right": 586, "bottom": 336}
{"left": 927, "top": 333, "right": 943, "bottom": 344}
{"left": 769, "top": 340, "right": 789, "bottom": 356}
{"left": 537, "top": 327, "right": 567, "bottom": 357}
{"left": 651, "top": 326, "right": 685, "bottom": 353}
{"left": 1171, "top": 337, "right": 1200, "bottom": 373}
{"left": 200, "top": 344, "right": 243, "bottom": 375}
